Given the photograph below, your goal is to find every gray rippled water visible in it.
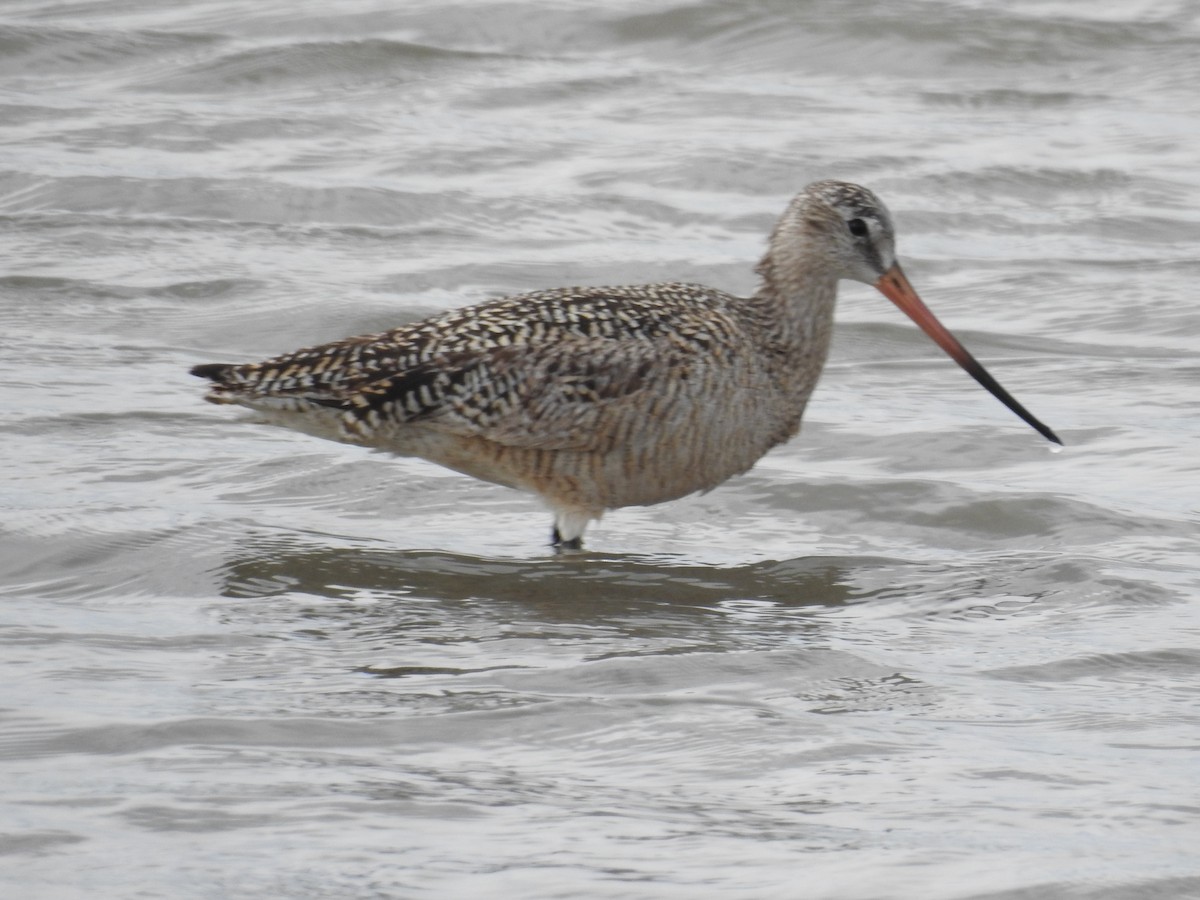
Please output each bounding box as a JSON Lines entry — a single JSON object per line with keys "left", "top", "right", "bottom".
{"left": 2, "top": 1, "right": 1199, "bottom": 898}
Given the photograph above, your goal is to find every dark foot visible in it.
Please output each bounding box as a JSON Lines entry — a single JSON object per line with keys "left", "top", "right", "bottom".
{"left": 551, "top": 526, "right": 583, "bottom": 550}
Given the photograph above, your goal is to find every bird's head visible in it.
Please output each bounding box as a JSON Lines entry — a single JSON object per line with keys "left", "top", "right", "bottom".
{"left": 801, "top": 179, "right": 898, "bottom": 285}
{"left": 768, "top": 179, "right": 1063, "bottom": 445}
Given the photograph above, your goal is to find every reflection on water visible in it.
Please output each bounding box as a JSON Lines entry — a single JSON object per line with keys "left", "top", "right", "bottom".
{"left": 2, "top": 0, "right": 1199, "bottom": 897}
{"left": 217, "top": 539, "right": 871, "bottom": 609}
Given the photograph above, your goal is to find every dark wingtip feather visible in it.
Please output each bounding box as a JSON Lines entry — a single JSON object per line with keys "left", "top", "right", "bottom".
{"left": 190, "top": 363, "right": 233, "bottom": 381}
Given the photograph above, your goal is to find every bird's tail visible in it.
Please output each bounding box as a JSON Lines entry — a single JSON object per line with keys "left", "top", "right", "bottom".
{"left": 190, "top": 363, "right": 243, "bottom": 404}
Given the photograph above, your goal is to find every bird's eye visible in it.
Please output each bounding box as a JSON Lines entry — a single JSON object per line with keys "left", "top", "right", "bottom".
{"left": 847, "top": 218, "right": 869, "bottom": 238}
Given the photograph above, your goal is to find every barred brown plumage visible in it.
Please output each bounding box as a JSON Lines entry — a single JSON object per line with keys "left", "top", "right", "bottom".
{"left": 191, "top": 180, "right": 1060, "bottom": 548}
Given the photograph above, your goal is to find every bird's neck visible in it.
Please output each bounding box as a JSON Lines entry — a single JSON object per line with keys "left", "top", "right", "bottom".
{"left": 749, "top": 244, "right": 840, "bottom": 382}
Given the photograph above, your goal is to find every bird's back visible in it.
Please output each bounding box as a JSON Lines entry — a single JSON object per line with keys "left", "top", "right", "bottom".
{"left": 198, "top": 283, "right": 739, "bottom": 406}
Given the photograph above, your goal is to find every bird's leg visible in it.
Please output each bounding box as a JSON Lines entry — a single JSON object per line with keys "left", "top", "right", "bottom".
{"left": 551, "top": 525, "right": 583, "bottom": 551}
{"left": 550, "top": 507, "right": 594, "bottom": 551}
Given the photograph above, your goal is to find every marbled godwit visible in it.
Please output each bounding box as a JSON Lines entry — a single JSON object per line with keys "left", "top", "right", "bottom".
{"left": 191, "top": 180, "right": 1061, "bottom": 548}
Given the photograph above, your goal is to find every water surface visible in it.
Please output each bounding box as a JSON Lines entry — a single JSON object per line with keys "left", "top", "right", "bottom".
{"left": 2, "top": 1, "right": 1199, "bottom": 897}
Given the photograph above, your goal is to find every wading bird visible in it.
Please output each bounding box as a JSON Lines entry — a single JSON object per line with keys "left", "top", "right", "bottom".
{"left": 192, "top": 180, "right": 1061, "bottom": 548}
